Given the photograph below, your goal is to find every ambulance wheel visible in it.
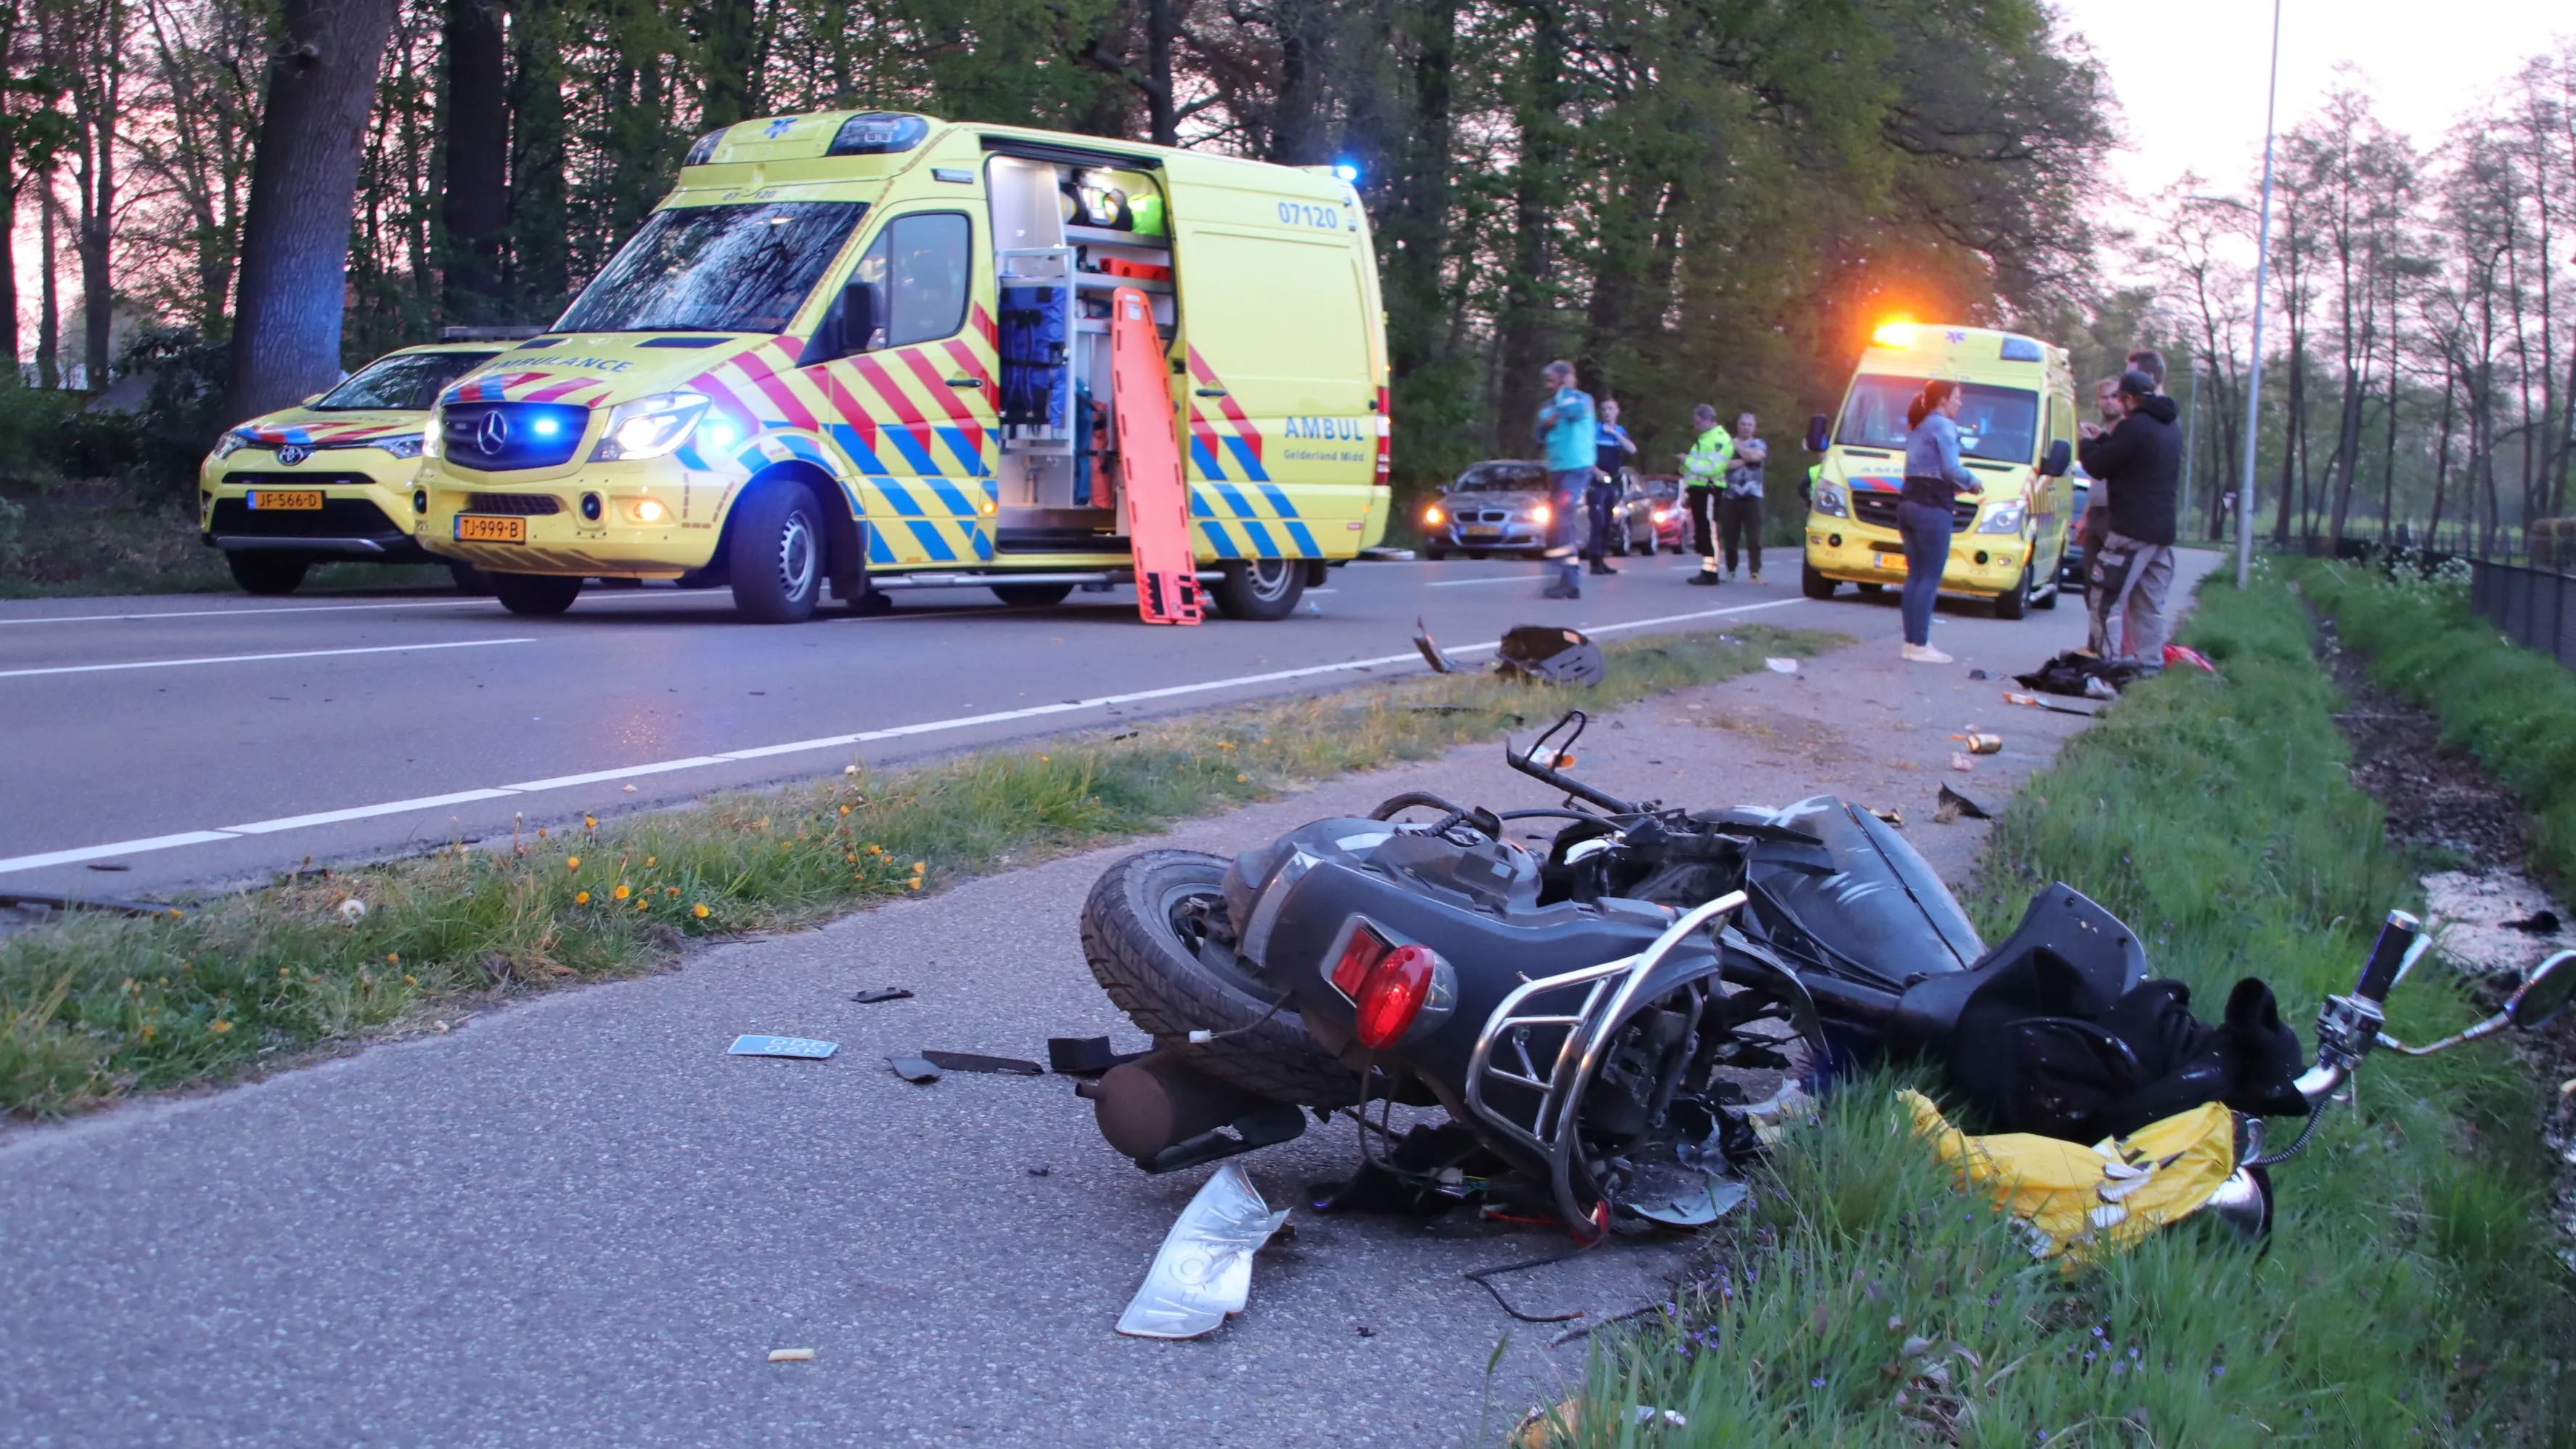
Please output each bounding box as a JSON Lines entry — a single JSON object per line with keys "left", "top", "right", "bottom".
{"left": 991, "top": 583, "right": 1073, "bottom": 608}
{"left": 1801, "top": 563, "right": 1837, "bottom": 599}
{"left": 227, "top": 554, "right": 308, "bottom": 596}
{"left": 729, "top": 480, "right": 825, "bottom": 623}
{"left": 1994, "top": 562, "right": 2032, "bottom": 620}
{"left": 1209, "top": 559, "right": 1305, "bottom": 621}
{"left": 492, "top": 572, "right": 583, "bottom": 615}
{"left": 448, "top": 562, "right": 494, "bottom": 596}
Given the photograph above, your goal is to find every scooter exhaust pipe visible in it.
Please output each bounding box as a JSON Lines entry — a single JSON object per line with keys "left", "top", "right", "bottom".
{"left": 1074, "top": 1050, "right": 1272, "bottom": 1159}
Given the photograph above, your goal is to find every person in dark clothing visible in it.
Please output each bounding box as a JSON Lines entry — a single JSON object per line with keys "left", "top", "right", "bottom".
{"left": 2077, "top": 369, "right": 2183, "bottom": 668}
{"left": 1585, "top": 399, "right": 1636, "bottom": 575}
{"left": 1897, "top": 380, "right": 1979, "bottom": 663}
{"left": 1717, "top": 411, "right": 1770, "bottom": 582}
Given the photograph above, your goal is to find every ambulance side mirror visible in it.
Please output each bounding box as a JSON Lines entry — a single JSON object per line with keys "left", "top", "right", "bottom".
{"left": 2039, "top": 439, "right": 2072, "bottom": 477}
{"left": 1804, "top": 414, "right": 1829, "bottom": 453}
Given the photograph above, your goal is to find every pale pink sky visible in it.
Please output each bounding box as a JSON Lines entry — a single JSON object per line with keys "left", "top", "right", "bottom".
{"left": 2053, "top": 0, "right": 2569, "bottom": 204}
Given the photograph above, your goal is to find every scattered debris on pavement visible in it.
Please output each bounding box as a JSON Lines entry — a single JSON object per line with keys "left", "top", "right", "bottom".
{"left": 2004, "top": 690, "right": 2095, "bottom": 718}
{"left": 885, "top": 1054, "right": 942, "bottom": 1083}
{"left": 1903, "top": 1090, "right": 2238, "bottom": 1263}
{"left": 1949, "top": 752, "right": 1976, "bottom": 772}
{"left": 1412, "top": 616, "right": 1461, "bottom": 673}
{"left": 920, "top": 1049, "right": 1045, "bottom": 1075}
{"left": 850, "top": 987, "right": 915, "bottom": 1004}
{"left": 2164, "top": 643, "right": 2218, "bottom": 673}
{"left": 1953, "top": 731, "right": 2001, "bottom": 755}
{"left": 1763, "top": 657, "right": 1799, "bottom": 674}
{"left": 766, "top": 1348, "right": 814, "bottom": 1363}
{"left": 1934, "top": 785, "right": 1992, "bottom": 824}
{"left": 1115, "top": 1163, "right": 1291, "bottom": 1339}
{"left": 729, "top": 1035, "right": 838, "bottom": 1059}
{"left": 1497, "top": 625, "right": 1606, "bottom": 686}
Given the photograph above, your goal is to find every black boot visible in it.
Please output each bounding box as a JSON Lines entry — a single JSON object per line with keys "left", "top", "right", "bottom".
{"left": 1588, "top": 560, "right": 1617, "bottom": 575}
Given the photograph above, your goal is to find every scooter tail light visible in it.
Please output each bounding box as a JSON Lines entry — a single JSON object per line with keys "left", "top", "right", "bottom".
{"left": 1354, "top": 944, "right": 1442, "bottom": 1050}
{"left": 1329, "top": 924, "right": 1390, "bottom": 998}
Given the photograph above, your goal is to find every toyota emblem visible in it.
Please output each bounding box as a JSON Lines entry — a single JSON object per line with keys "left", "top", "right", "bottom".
{"left": 475, "top": 410, "right": 510, "bottom": 456}
{"left": 275, "top": 444, "right": 310, "bottom": 466}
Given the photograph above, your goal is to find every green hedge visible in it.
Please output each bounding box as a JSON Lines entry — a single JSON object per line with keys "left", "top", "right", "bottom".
{"left": 2298, "top": 557, "right": 2576, "bottom": 887}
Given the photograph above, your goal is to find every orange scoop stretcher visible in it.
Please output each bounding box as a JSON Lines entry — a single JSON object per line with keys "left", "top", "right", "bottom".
{"left": 1108, "top": 285, "right": 1202, "bottom": 625}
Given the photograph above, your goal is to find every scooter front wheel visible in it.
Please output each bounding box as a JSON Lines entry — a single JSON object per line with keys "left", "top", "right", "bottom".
{"left": 1081, "top": 850, "right": 1363, "bottom": 1107}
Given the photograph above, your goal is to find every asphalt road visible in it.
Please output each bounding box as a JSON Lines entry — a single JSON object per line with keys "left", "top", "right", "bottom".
{"left": 0, "top": 552, "right": 2081, "bottom": 899}
{"left": 0, "top": 550, "right": 2225, "bottom": 1448}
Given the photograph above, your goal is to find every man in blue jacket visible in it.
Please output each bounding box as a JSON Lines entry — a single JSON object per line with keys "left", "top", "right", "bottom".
{"left": 1535, "top": 360, "right": 1595, "bottom": 599}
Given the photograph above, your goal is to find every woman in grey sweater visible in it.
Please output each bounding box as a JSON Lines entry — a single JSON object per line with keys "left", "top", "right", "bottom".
{"left": 1897, "top": 381, "right": 1979, "bottom": 663}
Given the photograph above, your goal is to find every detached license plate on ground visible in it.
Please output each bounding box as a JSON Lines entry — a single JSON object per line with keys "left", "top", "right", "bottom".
{"left": 454, "top": 514, "right": 526, "bottom": 543}
{"left": 247, "top": 490, "right": 323, "bottom": 511}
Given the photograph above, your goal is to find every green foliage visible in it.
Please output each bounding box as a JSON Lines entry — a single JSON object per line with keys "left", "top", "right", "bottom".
{"left": 0, "top": 622, "right": 1844, "bottom": 1115}
{"left": 2298, "top": 557, "right": 2576, "bottom": 887}
{"left": 1575, "top": 568, "right": 2573, "bottom": 1445}
{"left": 0, "top": 381, "right": 81, "bottom": 483}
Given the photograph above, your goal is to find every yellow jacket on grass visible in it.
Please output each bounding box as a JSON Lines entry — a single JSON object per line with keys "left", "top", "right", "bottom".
{"left": 1900, "top": 1088, "right": 2238, "bottom": 1263}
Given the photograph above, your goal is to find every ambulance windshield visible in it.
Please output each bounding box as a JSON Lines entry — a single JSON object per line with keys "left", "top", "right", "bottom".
{"left": 1835, "top": 377, "right": 2038, "bottom": 465}
{"left": 314, "top": 350, "right": 498, "bottom": 411}
{"left": 557, "top": 201, "right": 870, "bottom": 334}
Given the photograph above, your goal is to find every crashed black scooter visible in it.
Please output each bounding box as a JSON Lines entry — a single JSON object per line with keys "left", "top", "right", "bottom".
{"left": 1075, "top": 710, "right": 2575, "bottom": 1239}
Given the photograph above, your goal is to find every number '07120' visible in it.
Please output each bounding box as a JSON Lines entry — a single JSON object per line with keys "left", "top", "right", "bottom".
{"left": 1276, "top": 202, "right": 1340, "bottom": 229}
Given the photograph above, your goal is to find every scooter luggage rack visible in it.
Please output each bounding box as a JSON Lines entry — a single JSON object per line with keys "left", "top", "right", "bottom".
{"left": 1463, "top": 891, "right": 1747, "bottom": 1237}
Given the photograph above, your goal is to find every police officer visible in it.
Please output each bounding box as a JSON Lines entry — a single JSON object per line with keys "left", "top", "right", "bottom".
{"left": 1681, "top": 405, "right": 1734, "bottom": 586}
{"left": 1586, "top": 399, "right": 1637, "bottom": 575}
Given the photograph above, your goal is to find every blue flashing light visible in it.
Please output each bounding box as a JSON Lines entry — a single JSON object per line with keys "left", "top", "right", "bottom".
{"left": 1332, "top": 162, "right": 1360, "bottom": 183}
{"left": 531, "top": 416, "right": 562, "bottom": 436}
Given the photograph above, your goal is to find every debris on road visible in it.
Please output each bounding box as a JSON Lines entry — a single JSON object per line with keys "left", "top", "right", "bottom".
{"left": 1048, "top": 1035, "right": 1146, "bottom": 1075}
{"left": 729, "top": 1035, "right": 838, "bottom": 1059}
{"left": 1934, "top": 786, "right": 1993, "bottom": 825}
{"left": 885, "top": 1054, "right": 942, "bottom": 1083}
{"left": 1115, "top": 1162, "right": 1291, "bottom": 1339}
{"left": 1764, "top": 657, "right": 1799, "bottom": 674}
{"left": 1967, "top": 668, "right": 1990, "bottom": 680}
{"left": 1412, "top": 616, "right": 1461, "bottom": 673}
{"left": 1498, "top": 625, "right": 1605, "bottom": 686}
{"left": 1949, "top": 752, "right": 1976, "bottom": 773}
{"left": 1868, "top": 807, "right": 1905, "bottom": 828}
{"left": 1512, "top": 1399, "right": 1688, "bottom": 1447}
{"left": 766, "top": 1348, "right": 815, "bottom": 1363}
{"left": 1623, "top": 1175, "right": 1750, "bottom": 1229}
{"left": 920, "top": 1049, "right": 1045, "bottom": 1076}
{"left": 1953, "top": 732, "right": 2002, "bottom": 755}
{"left": 2164, "top": 643, "right": 2218, "bottom": 673}
{"left": 849, "top": 987, "right": 915, "bottom": 1004}
{"left": 2004, "top": 690, "right": 2096, "bottom": 718}
{"left": 2506, "top": 910, "right": 2563, "bottom": 935}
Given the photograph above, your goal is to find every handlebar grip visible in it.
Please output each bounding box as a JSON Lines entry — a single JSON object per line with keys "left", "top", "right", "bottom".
{"left": 2354, "top": 909, "right": 2421, "bottom": 1002}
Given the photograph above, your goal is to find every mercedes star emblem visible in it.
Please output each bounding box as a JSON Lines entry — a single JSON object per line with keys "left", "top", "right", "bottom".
{"left": 475, "top": 410, "right": 510, "bottom": 455}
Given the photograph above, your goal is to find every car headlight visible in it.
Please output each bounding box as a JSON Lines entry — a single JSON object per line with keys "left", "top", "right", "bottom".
{"left": 1532, "top": 502, "right": 1553, "bottom": 525}
{"left": 212, "top": 432, "right": 254, "bottom": 460}
{"left": 1976, "top": 498, "right": 2028, "bottom": 534}
{"left": 372, "top": 434, "right": 426, "bottom": 460}
{"left": 1812, "top": 482, "right": 1848, "bottom": 518}
{"left": 1424, "top": 504, "right": 1444, "bottom": 525}
{"left": 590, "top": 392, "right": 710, "bottom": 462}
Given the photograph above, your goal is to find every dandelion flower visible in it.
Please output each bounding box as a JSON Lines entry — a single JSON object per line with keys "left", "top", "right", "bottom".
{"left": 210, "top": 1020, "right": 232, "bottom": 1033}
{"left": 613, "top": 885, "right": 630, "bottom": 900}
{"left": 910, "top": 861, "right": 925, "bottom": 874}
{"left": 666, "top": 887, "right": 680, "bottom": 897}
{"left": 838, "top": 804, "right": 851, "bottom": 816}
{"left": 645, "top": 855, "right": 656, "bottom": 867}
{"left": 568, "top": 855, "right": 581, "bottom": 869}
{"left": 1236, "top": 773, "right": 1248, "bottom": 783}
{"left": 907, "top": 879, "right": 922, "bottom": 890}
{"left": 141, "top": 1023, "right": 156, "bottom": 1041}
{"left": 636, "top": 898, "right": 650, "bottom": 911}
{"left": 279, "top": 967, "right": 291, "bottom": 977}
{"left": 584, "top": 814, "right": 597, "bottom": 830}
{"left": 692, "top": 903, "right": 710, "bottom": 919}
{"left": 403, "top": 974, "right": 417, "bottom": 986}
{"left": 576, "top": 890, "right": 591, "bottom": 905}
{"left": 385, "top": 953, "right": 399, "bottom": 964}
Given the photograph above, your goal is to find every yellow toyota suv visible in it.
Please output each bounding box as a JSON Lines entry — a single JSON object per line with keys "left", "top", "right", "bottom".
{"left": 414, "top": 110, "right": 1394, "bottom": 622}
{"left": 200, "top": 341, "right": 508, "bottom": 594}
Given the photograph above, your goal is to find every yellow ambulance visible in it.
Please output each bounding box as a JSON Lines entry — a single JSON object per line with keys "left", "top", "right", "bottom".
{"left": 414, "top": 111, "right": 1393, "bottom": 622}
{"left": 1798, "top": 322, "right": 2077, "bottom": 618}
{"left": 200, "top": 340, "right": 507, "bottom": 594}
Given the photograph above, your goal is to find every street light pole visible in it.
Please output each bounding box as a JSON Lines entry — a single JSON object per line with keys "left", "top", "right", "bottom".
{"left": 2236, "top": 0, "right": 2283, "bottom": 589}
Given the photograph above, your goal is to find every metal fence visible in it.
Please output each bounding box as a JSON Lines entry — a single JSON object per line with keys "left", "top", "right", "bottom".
{"left": 2470, "top": 559, "right": 2576, "bottom": 670}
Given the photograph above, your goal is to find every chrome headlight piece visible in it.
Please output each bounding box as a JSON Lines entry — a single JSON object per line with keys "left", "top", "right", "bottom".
{"left": 372, "top": 434, "right": 427, "bottom": 460}
{"left": 1975, "top": 498, "right": 2029, "bottom": 534}
{"left": 1812, "top": 481, "right": 1848, "bottom": 518}
{"left": 590, "top": 392, "right": 710, "bottom": 462}
{"left": 212, "top": 431, "right": 256, "bottom": 460}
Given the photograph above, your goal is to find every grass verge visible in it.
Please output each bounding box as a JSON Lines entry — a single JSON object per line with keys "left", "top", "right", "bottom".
{"left": 2294, "top": 556, "right": 2576, "bottom": 888}
{"left": 0, "top": 621, "right": 1843, "bottom": 1117}
{"left": 1569, "top": 563, "right": 2573, "bottom": 1445}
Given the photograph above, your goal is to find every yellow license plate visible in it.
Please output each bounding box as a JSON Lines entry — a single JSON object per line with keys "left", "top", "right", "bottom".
{"left": 1873, "top": 552, "right": 1908, "bottom": 572}
{"left": 248, "top": 490, "right": 324, "bottom": 511}
{"left": 455, "top": 515, "right": 527, "bottom": 543}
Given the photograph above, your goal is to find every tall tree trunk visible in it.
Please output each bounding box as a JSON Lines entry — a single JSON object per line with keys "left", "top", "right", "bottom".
{"left": 440, "top": 0, "right": 508, "bottom": 321}
{"left": 1267, "top": 0, "right": 1330, "bottom": 164}
{"left": 507, "top": 0, "right": 568, "bottom": 316}
{"left": 2428, "top": 356, "right": 2456, "bottom": 547}
{"left": 2324, "top": 364, "right": 2364, "bottom": 545}
{"left": 37, "top": 181, "right": 59, "bottom": 387}
{"left": 1493, "top": 1, "right": 1566, "bottom": 450}
{"left": 0, "top": 132, "right": 17, "bottom": 376}
{"left": 1380, "top": 0, "right": 1455, "bottom": 379}
{"left": 1141, "top": 0, "right": 1177, "bottom": 146}
{"left": 698, "top": 0, "right": 759, "bottom": 129}
{"left": 2270, "top": 340, "right": 2302, "bottom": 546}
{"left": 224, "top": 0, "right": 400, "bottom": 423}
{"left": 73, "top": 0, "right": 120, "bottom": 387}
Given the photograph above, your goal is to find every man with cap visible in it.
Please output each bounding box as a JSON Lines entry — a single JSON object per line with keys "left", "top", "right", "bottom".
{"left": 2077, "top": 369, "right": 2183, "bottom": 669}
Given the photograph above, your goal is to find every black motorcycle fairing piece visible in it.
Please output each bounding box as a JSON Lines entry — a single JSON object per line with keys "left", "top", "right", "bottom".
{"left": 1887, "top": 882, "right": 2148, "bottom": 1050}
{"left": 1733, "top": 796, "right": 1986, "bottom": 993}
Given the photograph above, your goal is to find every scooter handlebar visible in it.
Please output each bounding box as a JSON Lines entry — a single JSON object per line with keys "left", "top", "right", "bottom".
{"left": 2354, "top": 909, "right": 2421, "bottom": 1004}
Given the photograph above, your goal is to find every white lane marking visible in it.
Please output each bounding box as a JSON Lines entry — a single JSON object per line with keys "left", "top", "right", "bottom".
{"left": 0, "top": 597, "right": 1805, "bottom": 876}
{"left": 0, "top": 590, "right": 733, "bottom": 628}
{"left": 0, "top": 638, "right": 535, "bottom": 680}
{"left": 1426, "top": 574, "right": 1545, "bottom": 588}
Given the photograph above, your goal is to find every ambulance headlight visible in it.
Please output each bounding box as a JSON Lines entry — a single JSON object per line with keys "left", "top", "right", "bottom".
{"left": 213, "top": 431, "right": 255, "bottom": 460}
{"left": 1975, "top": 498, "right": 2028, "bottom": 534}
{"left": 372, "top": 434, "right": 427, "bottom": 459}
{"left": 590, "top": 392, "right": 710, "bottom": 461}
{"left": 1812, "top": 481, "right": 1848, "bottom": 518}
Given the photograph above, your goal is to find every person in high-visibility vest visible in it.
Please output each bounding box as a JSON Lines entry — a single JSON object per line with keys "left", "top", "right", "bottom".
{"left": 1680, "top": 404, "right": 1734, "bottom": 586}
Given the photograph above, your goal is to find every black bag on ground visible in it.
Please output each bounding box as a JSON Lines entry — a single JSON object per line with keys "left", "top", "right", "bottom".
{"left": 1942, "top": 963, "right": 2308, "bottom": 1143}
{"left": 1495, "top": 625, "right": 1604, "bottom": 686}
{"left": 2014, "top": 650, "right": 2146, "bottom": 699}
